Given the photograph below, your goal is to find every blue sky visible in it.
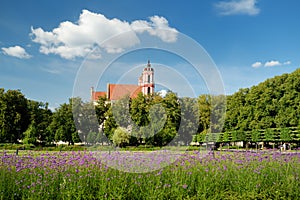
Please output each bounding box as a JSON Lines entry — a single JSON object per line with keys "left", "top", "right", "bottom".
{"left": 1, "top": 0, "right": 300, "bottom": 109}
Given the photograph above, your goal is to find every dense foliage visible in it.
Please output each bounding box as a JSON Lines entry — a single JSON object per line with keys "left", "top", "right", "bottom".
{"left": 224, "top": 68, "right": 300, "bottom": 131}
{"left": 0, "top": 68, "right": 299, "bottom": 147}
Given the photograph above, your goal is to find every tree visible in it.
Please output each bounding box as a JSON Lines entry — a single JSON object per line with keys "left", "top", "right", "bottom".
{"left": 210, "top": 95, "right": 226, "bottom": 133}
{"left": 48, "top": 100, "right": 78, "bottom": 145}
{"left": 73, "top": 100, "right": 99, "bottom": 143}
{"left": 130, "top": 93, "right": 150, "bottom": 145}
{"left": 0, "top": 89, "right": 29, "bottom": 143}
{"left": 222, "top": 131, "right": 230, "bottom": 144}
{"left": 153, "top": 127, "right": 177, "bottom": 147}
{"left": 0, "top": 88, "right": 6, "bottom": 142}
{"left": 264, "top": 128, "right": 275, "bottom": 148}
{"left": 23, "top": 122, "right": 37, "bottom": 145}
{"left": 148, "top": 92, "right": 181, "bottom": 147}
{"left": 144, "top": 102, "right": 167, "bottom": 146}
{"left": 197, "top": 95, "right": 211, "bottom": 133}
{"left": 27, "top": 100, "right": 52, "bottom": 144}
{"left": 86, "top": 131, "right": 97, "bottom": 145}
{"left": 231, "top": 131, "right": 239, "bottom": 147}
{"left": 130, "top": 93, "right": 149, "bottom": 127}
{"left": 111, "top": 95, "right": 132, "bottom": 129}
{"left": 176, "top": 97, "right": 199, "bottom": 145}
{"left": 162, "top": 92, "right": 181, "bottom": 130}
{"left": 224, "top": 89, "right": 249, "bottom": 131}
{"left": 95, "top": 96, "right": 109, "bottom": 130}
{"left": 103, "top": 105, "right": 118, "bottom": 141}
{"left": 280, "top": 127, "right": 291, "bottom": 143}
{"left": 112, "top": 127, "right": 130, "bottom": 147}
{"left": 251, "top": 129, "right": 260, "bottom": 151}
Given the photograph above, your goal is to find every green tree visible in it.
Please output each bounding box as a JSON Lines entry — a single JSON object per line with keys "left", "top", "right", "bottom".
{"left": 0, "top": 89, "right": 29, "bottom": 143}
{"left": 103, "top": 104, "right": 118, "bottom": 141}
{"left": 27, "top": 100, "right": 52, "bottom": 144}
{"left": 130, "top": 93, "right": 150, "bottom": 145}
{"left": 251, "top": 129, "right": 260, "bottom": 150}
{"left": 112, "top": 95, "right": 132, "bottom": 129}
{"left": 162, "top": 92, "right": 181, "bottom": 130}
{"left": 112, "top": 127, "right": 130, "bottom": 147}
{"left": 95, "top": 96, "right": 109, "bottom": 130}
{"left": 23, "top": 122, "right": 37, "bottom": 145}
{"left": 197, "top": 95, "right": 211, "bottom": 133}
{"left": 144, "top": 103, "right": 167, "bottom": 146}
{"left": 176, "top": 97, "right": 199, "bottom": 145}
{"left": 48, "top": 100, "right": 78, "bottom": 145}
{"left": 130, "top": 93, "right": 149, "bottom": 127}
{"left": 157, "top": 92, "right": 180, "bottom": 146}
{"left": 222, "top": 131, "right": 230, "bottom": 143}
{"left": 86, "top": 131, "right": 97, "bottom": 145}
{"left": 264, "top": 128, "right": 275, "bottom": 148}
{"left": 210, "top": 95, "right": 226, "bottom": 133}
{"left": 231, "top": 130, "right": 239, "bottom": 147}
{"left": 280, "top": 127, "right": 291, "bottom": 143}
{"left": 73, "top": 100, "right": 99, "bottom": 143}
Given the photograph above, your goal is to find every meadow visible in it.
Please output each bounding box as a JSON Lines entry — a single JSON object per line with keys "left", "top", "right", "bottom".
{"left": 1, "top": 150, "right": 300, "bottom": 200}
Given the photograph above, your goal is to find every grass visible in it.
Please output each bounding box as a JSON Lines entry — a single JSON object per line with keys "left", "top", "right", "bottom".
{"left": 1, "top": 150, "right": 300, "bottom": 199}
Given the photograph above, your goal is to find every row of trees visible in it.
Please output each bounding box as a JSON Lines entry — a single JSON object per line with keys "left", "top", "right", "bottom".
{"left": 0, "top": 68, "right": 299, "bottom": 147}
{"left": 0, "top": 88, "right": 224, "bottom": 147}
{"left": 193, "top": 127, "right": 300, "bottom": 148}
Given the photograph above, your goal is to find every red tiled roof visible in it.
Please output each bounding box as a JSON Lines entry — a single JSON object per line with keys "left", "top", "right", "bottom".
{"left": 91, "top": 91, "right": 106, "bottom": 101}
{"left": 109, "top": 84, "right": 142, "bottom": 100}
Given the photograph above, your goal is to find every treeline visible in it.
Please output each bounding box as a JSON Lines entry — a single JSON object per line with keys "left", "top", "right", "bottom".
{"left": 0, "top": 89, "right": 52, "bottom": 144}
{"left": 224, "top": 68, "right": 300, "bottom": 131}
{"left": 193, "top": 127, "right": 300, "bottom": 149}
{"left": 0, "top": 88, "right": 224, "bottom": 147}
{"left": 1, "top": 68, "right": 299, "bottom": 147}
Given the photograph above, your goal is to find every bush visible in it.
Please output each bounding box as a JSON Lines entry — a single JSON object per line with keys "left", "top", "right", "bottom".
{"left": 112, "top": 127, "right": 130, "bottom": 147}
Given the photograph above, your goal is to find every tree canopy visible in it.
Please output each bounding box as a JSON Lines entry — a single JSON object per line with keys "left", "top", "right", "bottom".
{"left": 0, "top": 68, "right": 299, "bottom": 147}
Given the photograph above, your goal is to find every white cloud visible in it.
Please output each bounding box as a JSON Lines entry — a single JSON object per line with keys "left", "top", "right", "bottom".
{"left": 1, "top": 45, "right": 31, "bottom": 59}
{"left": 264, "top": 60, "right": 281, "bottom": 67}
{"left": 251, "top": 61, "right": 262, "bottom": 68}
{"left": 30, "top": 10, "right": 178, "bottom": 60}
{"left": 215, "top": 0, "right": 260, "bottom": 16}
{"left": 132, "top": 16, "right": 178, "bottom": 43}
{"left": 252, "top": 60, "right": 292, "bottom": 68}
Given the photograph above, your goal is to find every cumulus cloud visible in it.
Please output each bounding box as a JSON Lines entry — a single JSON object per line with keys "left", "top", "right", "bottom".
{"left": 1, "top": 45, "right": 31, "bottom": 59}
{"left": 215, "top": 0, "right": 260, "bottom": 16}
{"left": 251, "top": 61, "right": 262, "bottom": 68}
{"left": 252, "top": 60, "right": 292, "bottom": 68}
{"left": 30, "top": 10, "right": 178, "bottom": 60}
{"left": 264, "top": 60, "right": 281, "bottom": 67}
{"left": 132, "top": 16, "right": 178, "bottom": 43}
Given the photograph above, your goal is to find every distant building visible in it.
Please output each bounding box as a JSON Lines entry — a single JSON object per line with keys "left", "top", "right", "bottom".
{"left": 91, "top": 60, "right": 155, "bottom": 102}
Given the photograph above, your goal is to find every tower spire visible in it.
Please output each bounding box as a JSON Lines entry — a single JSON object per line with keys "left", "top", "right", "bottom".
{"left": 140, "top": 60, "right": 154, "bottom": 95}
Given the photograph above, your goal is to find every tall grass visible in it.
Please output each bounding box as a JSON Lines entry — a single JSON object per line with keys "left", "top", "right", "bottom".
{"left": 1, "top": 150, "right": 300, "bottom": 199}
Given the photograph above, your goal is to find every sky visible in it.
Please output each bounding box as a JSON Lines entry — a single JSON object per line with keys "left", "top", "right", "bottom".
{"left": 1, "top": 0, "right": 300, "bottom": 109}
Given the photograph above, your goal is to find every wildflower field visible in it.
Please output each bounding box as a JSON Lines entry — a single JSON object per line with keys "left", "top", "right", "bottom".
{"left": 1, "top": 150, "right": 300, "bottom": 200}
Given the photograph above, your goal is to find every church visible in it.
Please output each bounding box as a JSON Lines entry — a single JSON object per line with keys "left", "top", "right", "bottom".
{"left": 91, "top": 60, "right": 155, "bottom": 102}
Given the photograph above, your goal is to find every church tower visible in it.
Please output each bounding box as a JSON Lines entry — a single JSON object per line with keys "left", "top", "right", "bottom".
{"left": 139, "top": 60, "right": 154, "bottom": 95}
